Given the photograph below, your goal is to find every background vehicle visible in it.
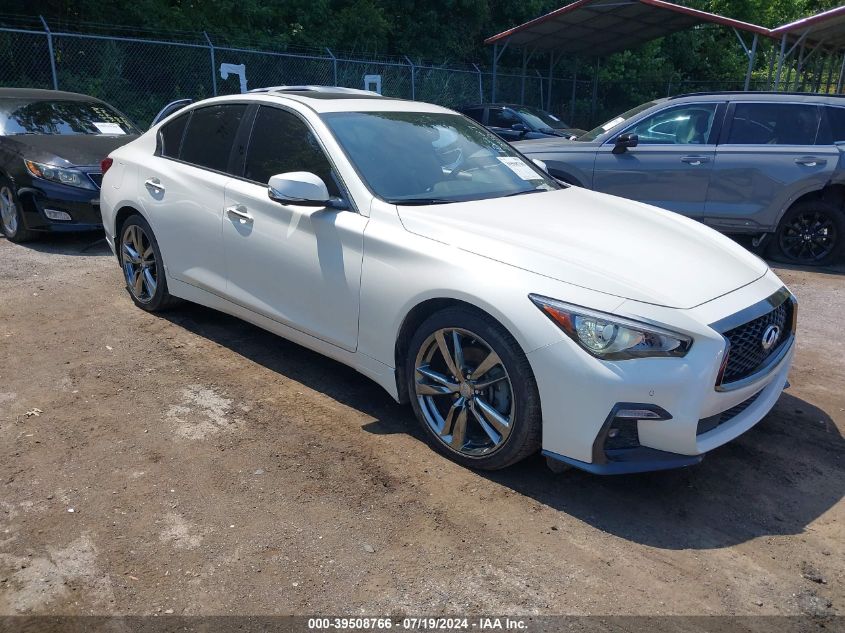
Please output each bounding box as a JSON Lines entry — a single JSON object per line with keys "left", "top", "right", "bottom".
{"left": 0, "top": 88, "right": 140, "bottom": 242}
{"left": 516, "top": 92, "right": 845, "bottom": 266}
{"left": 100, "top": 88, "right": 793, "bottom": 475}
{"left": 458, "top": 103, "right": 586, "bottom": 141}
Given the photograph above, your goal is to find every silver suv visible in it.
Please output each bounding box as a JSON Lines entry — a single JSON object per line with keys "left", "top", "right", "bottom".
{"left": 516, "top": 92, "right": 845, "bottom": 266}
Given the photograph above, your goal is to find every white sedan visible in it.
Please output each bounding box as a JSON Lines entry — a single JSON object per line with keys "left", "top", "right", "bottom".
{"left": 99, "top": 87, "right": 796, "bottom": 474}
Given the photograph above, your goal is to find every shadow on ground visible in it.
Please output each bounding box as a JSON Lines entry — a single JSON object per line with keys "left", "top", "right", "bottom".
{"left": 163, "top": 302, "right": 844, "bottom": 552}
{"left": 0, "top": 231, "right": 110, "bottom": 256}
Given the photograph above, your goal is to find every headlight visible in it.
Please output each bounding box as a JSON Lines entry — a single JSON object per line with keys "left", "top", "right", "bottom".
{"left": 24, "top": 160, "right": 95, "bottom": 190}
{"left": 529, "top": 294, "right": 692, "bottom": 360}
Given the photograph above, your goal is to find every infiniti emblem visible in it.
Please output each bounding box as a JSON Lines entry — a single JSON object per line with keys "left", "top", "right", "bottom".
{"left": 761, "top": 324, "right": 781, "bottom": 351}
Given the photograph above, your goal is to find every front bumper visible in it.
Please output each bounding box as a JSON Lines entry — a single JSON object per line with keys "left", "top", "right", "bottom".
{"left": 17, "top": 176, "right": 103, "bottom": 232}
{"left": 529, "top": 270, "right": 794, "bottom": 474}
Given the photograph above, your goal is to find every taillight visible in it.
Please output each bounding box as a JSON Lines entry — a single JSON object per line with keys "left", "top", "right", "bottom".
{"left": 100, "top": 157, "right": 113, "bottom": 175}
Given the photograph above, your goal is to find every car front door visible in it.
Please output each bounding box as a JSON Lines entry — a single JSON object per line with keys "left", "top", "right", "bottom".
{"left": 140, "top": 103, "right": 248, "bottom": 295}
{"left": 487, "top": 107, "right": 523, "bottom": 141}
{"left": 592, "top": 102, "right": 724, "bottom": 217}
{"left": 221, "top": 105, "right": 367, "bottom": 352}
{"left": 703, "top": 101, "right": 838, "bottom": 233}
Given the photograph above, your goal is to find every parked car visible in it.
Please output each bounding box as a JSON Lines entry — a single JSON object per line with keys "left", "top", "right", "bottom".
{"left": 0, "top": 88, "right": 140, "bottom": 242}
{"left": 100, "top": 87, "right": 795, "bottom": 475}
{"left": 516, "top": 92, "right": 845, "bottom": 266}
{"left": 458, "top": 103, "right": 586, "bottom": 141}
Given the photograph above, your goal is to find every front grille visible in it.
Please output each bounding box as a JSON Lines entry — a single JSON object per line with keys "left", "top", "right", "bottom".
{"left": 697, "top": 390, "right": 763, "bottom": 435}
{"left": 86, "top": 172, "right": 103, "bottom": 189}
{"left": 721, "top": 300, "right": 793, "bottom": 385}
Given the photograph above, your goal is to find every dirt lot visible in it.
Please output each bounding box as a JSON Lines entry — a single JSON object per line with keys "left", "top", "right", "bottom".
{"left": 0, "top": 232, "right": 842, "bottom": 618}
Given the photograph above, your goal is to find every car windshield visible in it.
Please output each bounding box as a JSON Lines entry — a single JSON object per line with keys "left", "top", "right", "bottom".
{"left": 511, "top": 105, "right": 570, "bottom": 131}
{"left": 577, "top": 101, "right": 659, "bottom": 142}
{"left": 321, "top": 111, "right": 559, "bottom": 205}
{"left": 0, "top": 99, "right": 139, "bottom": 136}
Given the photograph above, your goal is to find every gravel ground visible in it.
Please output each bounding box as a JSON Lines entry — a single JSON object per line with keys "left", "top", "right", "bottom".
{"left": 0, "top": 232, "right": 842, "bottom": 617}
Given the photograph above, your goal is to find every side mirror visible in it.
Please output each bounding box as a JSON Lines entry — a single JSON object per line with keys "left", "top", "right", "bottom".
{"left": 511, "top": 123, "right": 529, "bottom": 135}
{"left": 268, "top": 172, "right": 330, "bottom": 207}
{"left": 532, "top": 158, "right": 548, "bottom": 173}
{"left": 612, "top": 133, "right": 638, "bottom": 154}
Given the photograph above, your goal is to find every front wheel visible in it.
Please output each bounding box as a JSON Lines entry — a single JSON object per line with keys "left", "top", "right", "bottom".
{"left": 768, "top": 199, "right": 844, "bottom": 266}
{"left": 0, "top": 178, "right": 37, "bottom": 243}
{"left": 405, "top": 306, "right": 541, "bottom": 470}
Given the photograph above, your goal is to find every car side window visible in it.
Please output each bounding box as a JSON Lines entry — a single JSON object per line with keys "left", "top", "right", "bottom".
{"left": 180, "top": 104, "right": 247, "bottom": 173}
{"left": 820, "top": 106, "right": 845, "bottom": 144}
{"left": 488, "top": 108, "right": 519, "bottom": 129}
{"left": 726, "top": 103, "right": 820, "bottom": 145}
{"left": 243, "top": 106, "right": 340, "bottom": 197}
{"left": 626, "top": 104, "right": 718, "bottom": 144}
{"left": 462, "top": 108, "right": 485, "bottom": 124}
{"left": 158, "top": 112, "right": 190, "bottom": 159}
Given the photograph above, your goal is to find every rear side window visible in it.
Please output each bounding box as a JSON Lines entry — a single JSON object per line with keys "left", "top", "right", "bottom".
{"left": 462, "top": 108, "right": 484, "bottom": 123}
{"left": 243, "top": 106, "right": 340, "bottom": 196}
{"left": 158, "top": 113, "right": 189, "bottom": 158}
{"left": 726, "top": 103, "right": 820, "bottom": 145}
{"left": 821, "top": 106, "right": 845, "bottom": 143}
{"left": 180, "top": 104, "right": 247, "bottom": 172}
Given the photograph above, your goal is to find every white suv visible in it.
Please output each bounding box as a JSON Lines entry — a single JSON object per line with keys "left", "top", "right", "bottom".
{"left": 99, "top": 87, "right": 796, "bottom": 474}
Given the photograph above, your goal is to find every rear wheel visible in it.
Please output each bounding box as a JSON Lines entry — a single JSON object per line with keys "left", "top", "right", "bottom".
{"left": 405, "top": 307, "right": 541, "bottom": 470}
{"left": 119, "top": 215, "right": 176, "bottom": 312}
{"left": 769, "top": 199, "right": 844, "bottom": 266}
{"left": 0, "top": 178, "right": 37, "bottom": 243}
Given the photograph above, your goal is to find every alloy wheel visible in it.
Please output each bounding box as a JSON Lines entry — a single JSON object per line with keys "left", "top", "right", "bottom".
{"left": 779, "top": 210, "right": 837, "bottom": 263}
{"left": 122, "top": 224, "right": 158, "bottom": 303}
{"left": 0, "top": 186, "right": 17, "bottom": 234}
{"left": 414, "top": 328, "right": 514, "bottom": 457}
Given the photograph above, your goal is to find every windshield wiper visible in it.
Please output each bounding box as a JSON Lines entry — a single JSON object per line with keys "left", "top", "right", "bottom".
{"left": 388, "top": 197, "right": 458, "bottom": 206}
{"left": 503, "top": 189, "right": 546, "bottom": 197}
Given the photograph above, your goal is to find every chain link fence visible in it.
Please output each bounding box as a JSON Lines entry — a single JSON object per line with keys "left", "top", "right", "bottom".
{"left": 2, "top": 21, "right": 838, "bottom": 131}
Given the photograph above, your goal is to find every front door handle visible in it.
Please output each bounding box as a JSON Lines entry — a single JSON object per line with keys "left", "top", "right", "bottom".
{"left": 795, "top": 157, "right": 826, "bottom": 167}
{"left": 680, "top": 156, "right": 711, "bottom": 166}
{"left": 226, "top": 204, "right": 253, "bottom": 224}
{"left": 144, "top": 177, "right": 165, "bottom": 193}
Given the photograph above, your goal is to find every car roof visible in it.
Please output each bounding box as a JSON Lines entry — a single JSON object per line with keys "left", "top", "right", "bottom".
{"left": 183, "top": 88, "right": 455, "bottom": 115}
{"left": 668, "top": 91, "right": 845, "bottom": 104}
{"left": 0, "top": 88, "right": 103, "bottom": 102}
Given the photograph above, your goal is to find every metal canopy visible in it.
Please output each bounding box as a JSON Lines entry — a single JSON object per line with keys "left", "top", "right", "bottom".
{"left": 771, "top": 5, "right": 845, "bottom": 53}
{"left": 484, "top": 0, "right": 769, "bottom": 56}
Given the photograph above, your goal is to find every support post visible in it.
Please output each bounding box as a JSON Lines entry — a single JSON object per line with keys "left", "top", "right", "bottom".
{"left": 326, "top": 48, "right": 338, "bottom": 86}
{"left": 39, "top": 15, "right": 58, "bottom": 91}
{"left": 520, "top": 49, "right": 527, "bottom": 104}
{"left": 547, "top": 51, "right": 556, "bottom": 111}
{"left": 590, "top": 58, "right": 600, "bottom": 122}
{"left": 767, "top": 43, "right": 776, "bottom": 89}
{"left": 203, "top": 32, "right": 217, "bottom": 96}
{"left": 837, "top": 52, "right": 845, "bottom": 93}
{"left": 744, "top": 34, "right": 758, "bottom": 91}
{"left": 473, "top": 64, "right": 483, "bottom": 103}
{"left": 774, "top": 35, "right": 787, "bottom": 90}
{"left": 825, "top": 52, "right": 835, "bottom": 92}
{"left": 492, "top": 44, "right": 498, "bottom": 102}
{"left": 570, "top": 58, "right": 578, "bottom": 124}
{"left": 404, "top": 56, "right": 415, "bottom": 100}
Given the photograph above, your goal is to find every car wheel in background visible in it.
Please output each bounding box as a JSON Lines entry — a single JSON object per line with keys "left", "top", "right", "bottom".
{"left": 0, "top": 178, "right": 37, "bottom": 243}
{"left": 769, "top": 199, "right": 844, "bottom": 266}
{"left": 406, "top": 306, "right": 541, "bottom": 470}
{"left": 119, "top": 214, "right": 177, "bottom": 312}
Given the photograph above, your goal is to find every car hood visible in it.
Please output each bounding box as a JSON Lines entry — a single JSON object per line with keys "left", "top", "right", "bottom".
{"left": 396, "top": 187, "right": 768, "bottom": 309}
{"left": 3, "top": 134, "right": 138, "bottom": 168}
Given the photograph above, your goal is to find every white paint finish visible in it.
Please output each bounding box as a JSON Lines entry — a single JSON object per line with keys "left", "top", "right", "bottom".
{"left": 222, "top": 178, "right": 367, "bottom": 352}
{"left": 100, "top": 92, "right": 794, "bottom": 469}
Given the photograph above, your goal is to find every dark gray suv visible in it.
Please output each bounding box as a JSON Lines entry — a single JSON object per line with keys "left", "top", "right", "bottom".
{"left": 516, "top": 92, "right": 845, "bottom": 265}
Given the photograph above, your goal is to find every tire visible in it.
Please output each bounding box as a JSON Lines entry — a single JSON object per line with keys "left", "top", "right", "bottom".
{"left": 0, "top": 177, "right": 37, "bottom": 243}
{"left": 768, "top": 199, "right": 845, "bottom": 266}
{"left": 118, "top": 214, "right": 177, "bottom": 312}
{"left": 405, "top": 306, "right": 541, "bottom": 470}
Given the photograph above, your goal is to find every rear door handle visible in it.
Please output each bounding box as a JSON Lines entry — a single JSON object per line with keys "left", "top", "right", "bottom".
{"left": 680, "top": 156, "right": 711, "bottom": 165}
{"left": 226, "top": 204, "right": 253, "bottom": 224}
{"left": 144, "top": 177, "right": 165, "bottom": 193}
{"left": 795, "top": 157, "right": 826, "bottom": 167}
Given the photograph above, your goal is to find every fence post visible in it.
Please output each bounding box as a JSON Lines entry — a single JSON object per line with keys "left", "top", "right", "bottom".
{"left": 39, "top": 16, "right": 58, "bottom": 90}
{"left": 204, "top": 32, "right": 217, "bottom": 96}
{"left": 473, "top": 64, "right": 483, "bottom": 103}
{"left": 404, "top": 56, "right": 415, "bottom": 100}
{"left": 326, "top": 48, "right": 338, "bottom": 86}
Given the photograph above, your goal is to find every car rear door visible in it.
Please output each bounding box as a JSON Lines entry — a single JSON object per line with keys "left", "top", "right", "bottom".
{"left": 703, "top": 101, "right": 838, "bottom": 233}
{"left": 592, "top": 102, "right": 724, "bottom": 217}
{"left": 140, "top": 103, "right": 249, "bottom": 295}
{"left": 221, "top": 105, "right": 366, "bottom": 352}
